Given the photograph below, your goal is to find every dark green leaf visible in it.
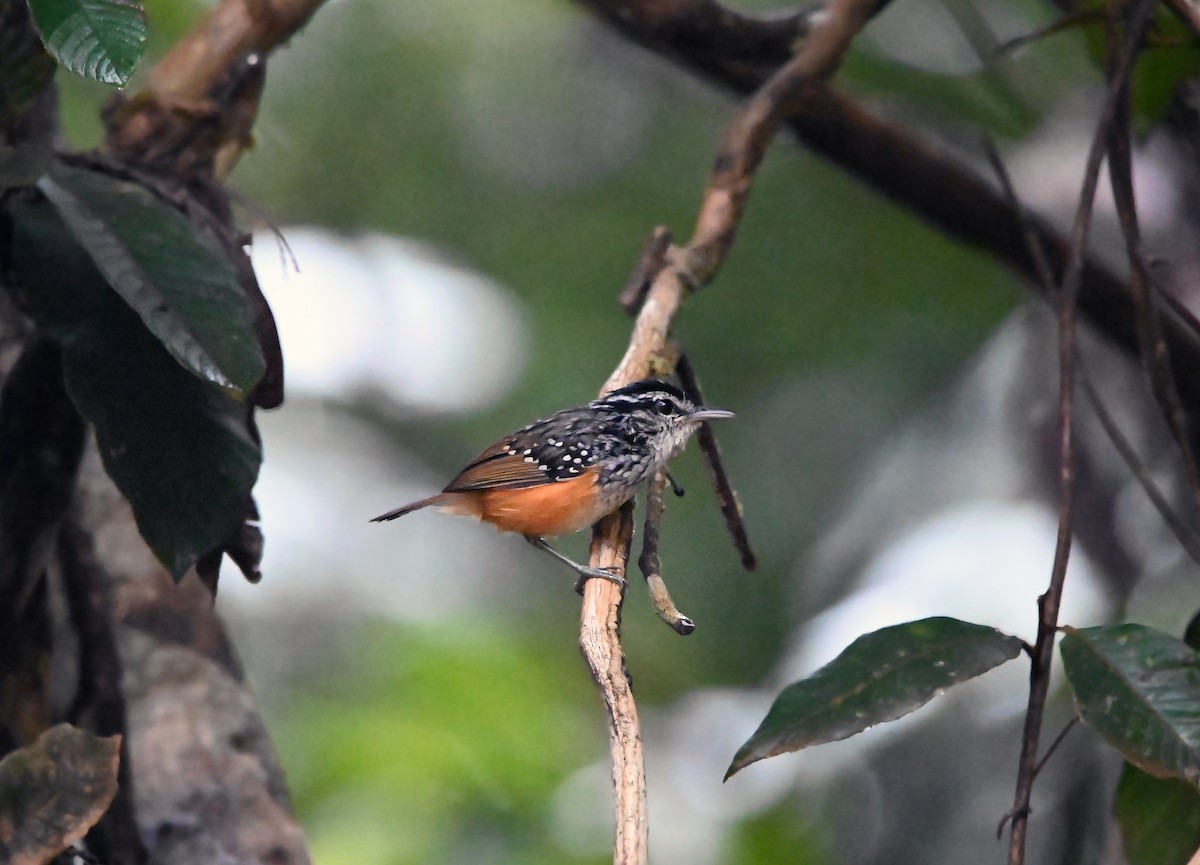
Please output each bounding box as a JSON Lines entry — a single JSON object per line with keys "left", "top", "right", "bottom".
{"left": 6, "top": 191, "right": 261, "bottom": 578}
{"left": 1062, "top": 625, "right": 1200, "bottom": 785}
{"left": 1115, "top": 762, "right": 1200, "bottom": 865}
{"left": 726, "top": 617, "right": 1023, "bottom": 778}
{"left": 39, "top": 160, "right": 265, "bottom": 396}
{"left": 0, "top": 724, "right": 120, "bottom": 865}
{"left": 26, "top": 0, "right": 146, "bottom": 87}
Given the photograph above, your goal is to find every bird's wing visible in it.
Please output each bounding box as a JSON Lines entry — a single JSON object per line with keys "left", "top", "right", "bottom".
{"left": 444, "top": 411, "right": 609, "bottom": 492}
{"left": 443, "top": 439, "right": 555, "bottom": 491}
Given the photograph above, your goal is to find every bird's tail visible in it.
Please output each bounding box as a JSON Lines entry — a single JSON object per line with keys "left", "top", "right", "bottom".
{"left": 370, "top": 493, "right": 450, "bottom": 523}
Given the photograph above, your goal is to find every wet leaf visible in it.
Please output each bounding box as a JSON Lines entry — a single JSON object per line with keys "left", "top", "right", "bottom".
{"left": 39, "top": 160, "right": 265, "bottom": 396}
{"left": 6, "top": 190, "right": 261, "bottom": 579}
{"left": 726, "top": 617, "right": 1023, "bottom": 778}
{"left": 26, "top": 0, "right": 146, "bottom": 87}
{"left": 1062, "top": 624, "right": 1200, "bottom": 785}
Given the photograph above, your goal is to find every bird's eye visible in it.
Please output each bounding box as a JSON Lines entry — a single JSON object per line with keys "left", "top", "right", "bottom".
{"left": 655, "top": 399, "right": 670, "bottom": 412}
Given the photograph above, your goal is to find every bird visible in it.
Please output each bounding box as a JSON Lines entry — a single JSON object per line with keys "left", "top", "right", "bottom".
{"left": 371, "top": 379, "right": 734, "bottom": 585}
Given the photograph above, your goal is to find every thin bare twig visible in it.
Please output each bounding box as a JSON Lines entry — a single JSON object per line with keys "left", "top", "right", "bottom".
{"left": 638, "top": 471, "right": 696, "bottom": 635}
{"left": 676, "top": 352, "right": 756, "bottom": 570}
{"left": 1079, "top": 363, "right": 1200, "bottom": 563}
{"left": 996, "top": 718, "right": 1079, "bottom": 839}
{"left": 619, "top": 227, "right": 672, "bottom": 314}
{"left": 993, "top": 11, "right": 1106, "bottom": 58}
{"left": 1106, "top": 70, "right": 1200, "bottom": 521}
{"left": 580, "top": 2, "right": 879, "bottom": 859}
{"left": 1003, "top": 5, "right": 1157, "bottom": 862}
{"left": 1033, "top": 717, "right": 1079, "bottom": 778}
{"left": 986, "top": 142, "right": 1200, "bottom": 566}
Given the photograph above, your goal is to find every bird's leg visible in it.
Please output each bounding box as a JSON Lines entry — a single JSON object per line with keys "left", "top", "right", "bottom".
{"left": 524, "top": 535, "right": 627, "bottom": 589}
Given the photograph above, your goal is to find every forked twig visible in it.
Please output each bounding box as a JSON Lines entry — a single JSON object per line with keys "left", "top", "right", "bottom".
{"left": 638, "top": 471, "right": 696, "bottom": 635}
{"left": 619, "top": 227, "right": 672, "bottom": 314}
{"left": 1106, "top": 77, "right": 1200, "bottom": 521}
{"left": 985, "top": 142, "right": 1200, "bottom": 565}
{"left": 1079, "top": 362, "right": 1200, "bottom": 563}
{"left": 995, "top": 718, "right": 1080, "bottom": 839}
{"left": 993, "top": 4, "right": 1158, "bottom": 862}
{"left": 577, "top": 2, "right": 879, "bottom": 860}
{"left": 1033, "top": 717, "right": 1079, "bottom": 777}
{"left": 993, "top": 11, "right": 1105, "bottom": 58}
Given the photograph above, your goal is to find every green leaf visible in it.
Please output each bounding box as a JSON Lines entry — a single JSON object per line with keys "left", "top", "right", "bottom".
{"left": 1115, "top": 762, "right": 1200, "bottom": 865}
{"left": 26, "top": 0, "right": 146, "bottom": 87}
{"left": 726, "top": 617, "right": 1023, "bottom": 778}
{"left": 1062, "top": 624, "right": 1200, "bottom": 785}
{"left": 6, "top": 190, "right": 261, "bottom": 579}
{"left": 39, "top": 160, "right": 265, "bottom": 396}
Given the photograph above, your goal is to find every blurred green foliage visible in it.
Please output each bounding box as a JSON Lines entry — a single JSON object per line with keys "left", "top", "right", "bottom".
{"left": 272, "top": 623, "right": 607, "bottom": 864}
{"left": 52, "top": 0, "right": 1188, "bottom": 861}
{"left": 220, "top": 1, "right": 1046, "bottom": 860}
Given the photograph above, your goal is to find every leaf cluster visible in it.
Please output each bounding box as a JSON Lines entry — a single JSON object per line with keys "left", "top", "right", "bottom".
{"left": 1, "top": 0, "right": 276, "bottom": 581}
{"left": 728, "top": 616, "right": 1200, "bottom": 863}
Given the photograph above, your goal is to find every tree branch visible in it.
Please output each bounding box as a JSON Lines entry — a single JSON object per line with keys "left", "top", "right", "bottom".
{"left": 676, "top": 352, "right": 755, "bottom": 570}
{"left": 575, "top": 0, "right": 1200, "bottom": 405}
{"left": 38, "top": 0, "right": 329, "bottom": 858}
{"left": 1004, "top": 4, "right": 1157, "bottom": 862}
{"left": 578, "top": 1, "right": 878, "bottom": 859}
{"left": 1106, "top": 60, "right": 1200, "bottom": 519}
{"left": 66, "top": 445, "right": 311, "bottom": 865}
{"left": 102, "top": 0, "right": 329, "bottom": 180}
{"left": 637, "top": 469, "right": 696, "bottom": 635}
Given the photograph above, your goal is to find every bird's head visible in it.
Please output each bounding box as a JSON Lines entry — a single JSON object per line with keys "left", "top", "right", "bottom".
{"left": 591, "top": 379, "right": 734, "bottom": 466}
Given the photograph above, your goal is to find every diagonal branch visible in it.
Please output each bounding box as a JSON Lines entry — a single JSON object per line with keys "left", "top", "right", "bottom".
{"left": 577, "top": 2, "right": 879, "bottom": 860}
{"left": 575, "top": 0, "right": 1200, "bottom": 406}
{"left": 102, "top": 0, "right": 329, "bottom": 180}
{"left": 680, "top": 0, "right": 877, "bottom": 283}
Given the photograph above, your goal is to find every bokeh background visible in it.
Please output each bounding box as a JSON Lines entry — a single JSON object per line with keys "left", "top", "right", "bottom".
{"left": 55, "top": 0, "right": 1200, "bottom": 862}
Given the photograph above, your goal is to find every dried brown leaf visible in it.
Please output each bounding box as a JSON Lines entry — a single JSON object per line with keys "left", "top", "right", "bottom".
{"left": 0, "top": 724, "right": 121, "bottom": 865}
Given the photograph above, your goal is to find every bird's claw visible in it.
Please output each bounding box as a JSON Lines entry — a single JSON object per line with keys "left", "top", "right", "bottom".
{"left": 574, "top": 565, "right": 627, "bottom": 593}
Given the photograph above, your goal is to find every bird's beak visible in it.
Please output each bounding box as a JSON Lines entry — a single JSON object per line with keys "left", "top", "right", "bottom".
{"left": 688, "top": 408, "right": 735, "bottom": 422}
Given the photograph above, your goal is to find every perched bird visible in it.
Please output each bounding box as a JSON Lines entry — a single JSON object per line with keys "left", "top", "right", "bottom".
{"left": 371, "top": 379, "right": 734, "bottom": 584}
